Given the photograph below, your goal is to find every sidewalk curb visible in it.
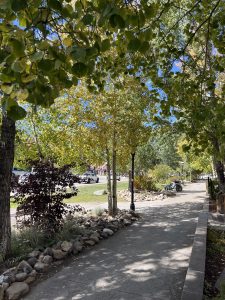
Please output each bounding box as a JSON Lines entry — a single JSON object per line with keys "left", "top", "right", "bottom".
{"left": 181, "top": 199, "right": 209, "bottom": 300}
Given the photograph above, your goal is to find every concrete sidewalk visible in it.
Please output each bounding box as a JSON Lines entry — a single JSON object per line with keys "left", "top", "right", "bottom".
{"left": 22, "top": 183, "right": 206, "bottom": 300}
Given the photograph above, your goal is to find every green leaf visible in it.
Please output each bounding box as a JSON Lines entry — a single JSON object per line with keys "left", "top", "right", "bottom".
{"left": 21, "top": 74, "right": 36, "bottom": 83}
{"left": 30, "top": 51, "right": 44, "bottom": 62}
{"left": 86, "top": 47, "right": 98, "bottom": 58}
{"left": 139, "top": 41, "right": 149, "bottom": 53}
{"left": 144, "top": 5, "right": 157, "bottom": 19}
{"left": 37, "top": 40, "right": 49, "bottom": 50}
{"left": 71, "top": 48, "right": 86, "bottom": 62}
{"left": 143, "top": 28, "right": 153, "bottom": 41}
{"left": 16, "top": 89, "right": 29, "bottom": 101}
{"left": 48, "top": 0, "right": 62, "bottom": 11}
{"left": 19, "top": 17, "right": 27, "bottom": 28}
{"left": 10, "top": 39, "right": 25, "bottom": 58}
{"left": 82, "top": 14, "right": 94, "bottom": 25}
{"left": 128, "top": 38, "right": 141, "bottom": 52}
{"left": 0, "top": 0, "right": 11, "bottom": 9}
{"left": 38, "top": 59, "right": 55, "bottom": 72}
{"left": 109, "top": 14, "right": 125, "bottom": 29}
{"left": 2, "top": 97, "right": 16, "bottom": 110}
{"left": 71, "top": 63, "right": 88, "bottom": 77}
{"left": 11, "top": 61, "right": 25, "bottom": 73}
{"left": 11, "top": 0, "right": 27, "bottom": 11}
{"left": 0, "top": 74, "right": 15, "bottom": 83}
{"left": 101, "top": 39, "right": 110, "bottom": 52}
{"left": 8, "top": 104, "right": 27, "bottom": 121}
{"left": 1, "top": 84, "right": 13, "bottom": 94}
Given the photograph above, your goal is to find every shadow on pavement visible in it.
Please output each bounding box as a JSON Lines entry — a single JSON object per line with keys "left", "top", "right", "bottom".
{"left": 24, "top": 198, "right": 204, "bottom": 300}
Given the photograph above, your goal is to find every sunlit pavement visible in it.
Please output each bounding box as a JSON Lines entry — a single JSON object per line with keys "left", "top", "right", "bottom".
{"left": 22, "top": 182, "right": 206, "bottom": 300}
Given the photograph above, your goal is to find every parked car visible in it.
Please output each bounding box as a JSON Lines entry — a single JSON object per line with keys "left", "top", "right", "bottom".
{"left": 12, "top": 167, "right": 27, "bottom": 178}
{"left": 80, "top": 171, "right": 99, "bottom": 183}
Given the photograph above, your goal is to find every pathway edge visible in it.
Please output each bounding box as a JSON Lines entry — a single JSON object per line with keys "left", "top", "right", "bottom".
{"left": 181, "top": 198, "right": 209, "bottom": 300}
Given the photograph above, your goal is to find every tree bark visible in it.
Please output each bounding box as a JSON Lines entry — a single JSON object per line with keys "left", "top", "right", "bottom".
{"left": 214, "top": 160, "right": 225, "bottom": 192}
{"left": 130, "top": 152, "right": 135, "bottom": 211}
{"left": 106, "top": 148, "right": 112, "bottom": 215}
{"left": 0, "top": 112, "right": 16, "bottom": 258}
{"left": 211, "top": 137, "right": 225, "bottom": 192}
{"left": 112, "top": 148, "right": 117, "bottom": 215}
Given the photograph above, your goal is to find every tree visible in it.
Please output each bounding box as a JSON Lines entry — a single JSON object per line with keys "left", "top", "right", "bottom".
{"left": 1, "top": 0, "right": 225, "bottom": 257}
{"left": 135, "top": 128, "right": 181, "bottom": 174}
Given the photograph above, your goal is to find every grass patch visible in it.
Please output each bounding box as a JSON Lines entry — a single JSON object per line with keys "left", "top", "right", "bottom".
{"left": 64, "top": 181, "right": 129, "bottom": 204}
{"left": 10, "top": 199, "right": 17, "bottom": 208}
{"left": 10, "top": 181, "right": 129, "bottom": 208}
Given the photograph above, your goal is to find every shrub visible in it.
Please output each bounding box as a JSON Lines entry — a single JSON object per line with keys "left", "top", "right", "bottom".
{"left": 13, "top": 160, "right": 80, "bottom": 235}
{"left": 149, "top": 164, "right": 174, "bottom": 183}
{"left": 55, "top": 219, "right": 86, "bottom": 241}
{"left": 134, "top": 175, "right": 157, "bottom": 191}
{"left": 92, "top": 207, "right": 105, "bottom": 217}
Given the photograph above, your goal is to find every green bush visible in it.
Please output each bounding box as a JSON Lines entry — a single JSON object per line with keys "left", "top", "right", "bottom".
{"left": 149, "top": 164, "right": 174, "bottom": 183}
{"left": 134, "top": 175, "right": 157, "bottom": 191}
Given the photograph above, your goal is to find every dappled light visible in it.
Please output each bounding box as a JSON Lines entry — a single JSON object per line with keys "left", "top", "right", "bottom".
{"left": 23, "top": 183, "right": 205, "bottom": 300}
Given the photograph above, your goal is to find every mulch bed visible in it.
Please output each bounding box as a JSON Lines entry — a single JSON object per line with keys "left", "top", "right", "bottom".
{"left": 203, "top": 200, "right": 225, "bottom": 299}
{"left": 204, "top": 227, "right": 225, "bottom": 299}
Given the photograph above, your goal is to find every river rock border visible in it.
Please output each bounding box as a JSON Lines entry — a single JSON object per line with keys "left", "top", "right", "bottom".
{"left": 0, "top": 210, "right": 140, "bottom": 300}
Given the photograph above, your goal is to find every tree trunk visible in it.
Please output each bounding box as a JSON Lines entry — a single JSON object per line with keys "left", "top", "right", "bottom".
{"left": 130, "top": 152, "right": 135, "bottom": 211}
{"left": 0, "top": 112, "right": 16, "bottom": 258}
{"left": 214, "top": 160, "right": 225, "bottom": 192}
{"left": 106, "top": 148, "right": 112, "bottom": 215}
{"left": 112, "top": 148, "right": 117, "bottom": 215}
{"left": 211, "top": 138, "right": 225, "bottom": 192}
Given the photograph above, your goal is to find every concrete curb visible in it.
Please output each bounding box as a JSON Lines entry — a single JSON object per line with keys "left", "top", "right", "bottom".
{"left": 181, "top": 199, "right": 209, "bottom": 300}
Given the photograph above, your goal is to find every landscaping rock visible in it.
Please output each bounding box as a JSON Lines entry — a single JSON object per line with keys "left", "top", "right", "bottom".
{"left": 93, "top": 190, "right": 107, "bottom": 196}
{"left": 2, "top": 283, "right": 9, "bottom": 291}
{"left": 124, "top": 213, "right": 132, "bottom": 220}
{"left": 25, "top": 276, "right": 36, "bottom": 285}
{"left": 38, "top": 254, "right": 44, "bottom": 261}
{"left": 25, "top": 270, "right": 36, "bottom": 284}
{"left": 100, "top": 232, "right": 108, "bottom": 239}
{"left": 43, "top": 247, "right": 53, "bottom": 256}
{"left": 42, "top": 255, "right": 53, "bottom": 265}
{"left": 15, "top": 272, "right": 28, "bottom": 282}
{"left": 72, "top": 241, "right": 83, "bottom": 254}
{"left": 0, "top": 275, "right": 4, "bottom": 284}
{"left": 34, "top": 262, "right": 48, "bottom": 273}
{"left": 89, "top": 234, "right": 99, "bottom": 243}
{"left": 163, "top": 190, "right": 176, "bottom": 197}
{"left": 103, "top": 228, "right": 114, "bottom": 236}
{"left": 0, "top": 285, "right": 4, "bottom": 300}
{"left": 28, "top": 250, "right": 41, "bottom": 258}
{"left": 123, "top": 219, "right": 132, "bottom": 226}
{"left": 3, "top": 268, "right": 16, "bottom": 276}
{"left": 61, "top": 241, "right": 73, "bottom": 253}
{"left": 6, "top": 282, "right": 29, "bottom": 300}
{"left": 3, "top": 275, "right": 15, "bottom": 284}
{"left": 52, "top": 249, "right": 67, "bottom": 260}
{"left": 17, "top": 260, "right": 33, "bottom": 274}
{"left": 27, "top": 257, "right": 37, "bottom": 268}
{"left": 84, "top": 240, "right": 95, "bottom": 246}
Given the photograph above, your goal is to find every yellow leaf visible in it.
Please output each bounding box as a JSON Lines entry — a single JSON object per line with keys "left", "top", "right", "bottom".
{"left": 63, "top": 37, "right": 73, "bottom": 47}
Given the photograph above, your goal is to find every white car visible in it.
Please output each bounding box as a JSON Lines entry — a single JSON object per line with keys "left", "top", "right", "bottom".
{"left": 12, "top": 167, "right": 27, "bottom": 178}
{"left": 80, "top": 172, "right": 99, "bottom": 183}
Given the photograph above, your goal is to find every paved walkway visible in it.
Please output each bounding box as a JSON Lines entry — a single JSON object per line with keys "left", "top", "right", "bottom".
{"left": 22, "top": 182, "right": 206, "bottom": 300}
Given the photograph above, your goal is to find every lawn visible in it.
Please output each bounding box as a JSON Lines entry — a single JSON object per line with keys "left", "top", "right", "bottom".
{"left": 64, "top": 181, "right": 129, "bottom": 204}
{"left": 10, "top": 181, "right": 129, "bottom": 208}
